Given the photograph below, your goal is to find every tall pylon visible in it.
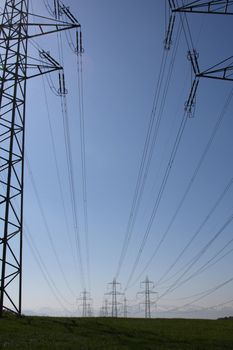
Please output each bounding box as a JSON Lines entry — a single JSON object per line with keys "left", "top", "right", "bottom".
{"left": 137, "top": 276, "right": 157, "bottom": 318}
{"left": 105, "top": 278, "right": 123, "bottom": 317}
{"left": 0, "top": 0, "right": 80, "bottom": 317}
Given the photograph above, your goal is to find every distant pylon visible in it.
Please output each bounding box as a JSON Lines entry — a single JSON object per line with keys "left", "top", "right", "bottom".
{"left": 78, "top": 289, "right": 92, "bottom": 317}
{"left": 137, "top": 276, "right": 157, "bottom": 318}
{"left": 123, "top": 297, "right": 129, "bottom": 318}
{"left": 103, "top": 298, "right": 109, "bottom": 317}
{"left": 105, "top": 278, "right": 123, "bottom": 317}
{"left": 87, "top": 303, "right": 93, "bottom": 317}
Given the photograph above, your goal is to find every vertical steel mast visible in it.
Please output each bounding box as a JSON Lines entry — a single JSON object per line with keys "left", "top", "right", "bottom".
{"left": 0, "top": 0, "right": 29, "bottom": 317}
{"left": 0, "top": 0, "right": 80, "bottom": 316}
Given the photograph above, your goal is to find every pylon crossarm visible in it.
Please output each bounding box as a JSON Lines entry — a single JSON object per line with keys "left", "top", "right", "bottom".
{"left": 197, "top": 67, "right": 233, "bottom": 81}
{"left": 26, "top": 64, "right": 62, "bottom": 79}
{"left": 165, "top": 0, "right": 233, "bottom": 51}
{"left": 0, "top": 64, "right": 61, "bottom": 80}
{"left": 174, "top": 0, "right": 233, "bottom": 15}
{"left": 0, "top": 10, "right": 80, "bottom": 40}
{"left": 0, "top": 23, "right": 80, "bottom": 40}
{"left": 0, "top": 56, "right": 62, "bottom": 80}
{"left": 27, "top": 11, "right": 80, "bottom": 25}
{"left": 27, "top": 22, "right": 80, "bottom": 38}
{"left": 197, "top": 56, "right": 233, "bottom": 81}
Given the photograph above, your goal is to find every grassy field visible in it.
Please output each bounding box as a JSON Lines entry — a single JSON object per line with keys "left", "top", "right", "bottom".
{"left": 0, "top": 314, "right": 233, "bottom": 349}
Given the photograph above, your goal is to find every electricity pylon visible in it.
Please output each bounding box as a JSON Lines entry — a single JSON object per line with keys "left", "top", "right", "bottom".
{"left": 105, "top": 278, "right": 123, "bottom": 317}
{"left": 0, "top": 0, "right": 80, "bottom": 317}
{"left": 78, "top": 289, "right": 92, "bottom": 317}
{"left": 100, "top": 298, "right": 109, "bottom": 317}
{"left": 104, "top": 298, "right": 109, "bottom": 317}
{"left": 87, "top": 303, "right": 93, "bottom": 317}
{"left": 137, "top": 276, "right": 157, "bottom": 318}
{"left": 123, "top": 297, "right": 129, "bottom": 318}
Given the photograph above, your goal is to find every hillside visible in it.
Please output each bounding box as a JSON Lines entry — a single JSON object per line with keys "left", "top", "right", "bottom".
{"left": 0, "top": 315, "right": 233, "bottom": 349}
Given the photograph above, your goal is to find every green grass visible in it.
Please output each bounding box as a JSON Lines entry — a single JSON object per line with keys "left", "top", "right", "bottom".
{"left": 0, "top": 315, "right": 233, "bottom": 349}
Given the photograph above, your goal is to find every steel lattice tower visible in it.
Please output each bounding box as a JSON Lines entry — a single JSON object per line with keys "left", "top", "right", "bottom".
{"left": 78, "top": 289, "right": 92, "bottom": 317}
{"left": 105, "top": 278, "right": 123, "bottom": 317}
{"left": 0, "top": 0, "right": 80, "bottom": 317}
{"left": 137, "top": 276, "right": 157, "bottom": 318}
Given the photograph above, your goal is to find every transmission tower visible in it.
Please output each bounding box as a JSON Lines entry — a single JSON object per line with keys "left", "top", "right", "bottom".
{"left": 137, "top": 276, "right": 157, "bottom": 318}
{"left": 87, "top": 303, "right": 93, "bottom": 317}
{"left": 78, "top": 289, "right": 92, "bottom": 317}
{"left": 101, "top": 298, "right": 109, "bottom": 317}
{"left": 0, "top": 0, "right": 80, "bottom": 317}
{"left": 105, "top": 278, "right": 123, "bottom": 317}
{"left": 123, "top": 297, "right": 129, "bottom": 318}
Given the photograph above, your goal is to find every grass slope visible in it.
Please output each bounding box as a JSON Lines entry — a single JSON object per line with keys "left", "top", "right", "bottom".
{"left": 0, "top": 315, "right": 233, "bottom": 349}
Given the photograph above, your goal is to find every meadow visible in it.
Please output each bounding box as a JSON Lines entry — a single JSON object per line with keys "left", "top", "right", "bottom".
{"left": 0, "top": 315, "right": 233, "bottom": 349}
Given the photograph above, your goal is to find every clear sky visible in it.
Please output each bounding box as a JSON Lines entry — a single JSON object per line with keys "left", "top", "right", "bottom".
{"left": 11, "top": 0, "right": 233, "bottom": 318}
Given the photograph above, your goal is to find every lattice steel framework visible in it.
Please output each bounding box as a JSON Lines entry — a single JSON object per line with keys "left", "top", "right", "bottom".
{"left": 173, "top": 0, "right": 233, "bottom": 15}
{"left": 105, "top": 278, "right": 123, "bottom": 317}
{"left": 165, "top": 0, "right": 233, "bottom": 115}
{"left": 137, "top": 276, "right": 157, "bottom": 318}
{"left": 0, "top": 0, "right": 80, "bottom": 317}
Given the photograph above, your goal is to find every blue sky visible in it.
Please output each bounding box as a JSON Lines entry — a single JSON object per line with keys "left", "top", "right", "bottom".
{"left": 13, "top": 0, "right": 233, "bottom": 317}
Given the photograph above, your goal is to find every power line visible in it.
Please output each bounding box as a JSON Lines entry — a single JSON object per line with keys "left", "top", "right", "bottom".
{"left": 26, "top": 156, "right": 78, "bottom": 298}
{"left": 115, "top": 50, "right": 168, "bottom": 278}
{"left": 60, "top": 89, "right": 86, "bottom": 289}
{"left": 157, "top": 210, "right": 233, "bottom": 301}
{"left": 53, "top": 1, "right": 86, "bottom": 289}
{"left": 160, "top": 235, "right": 233, "bottom": 299}
{"left": 61, "top": 18, "right": 92, "bottom": 292}
{"left": 41, "top": 74, "right": 79, "bottom": 280}
{"left": 125, "top": 109, "right": 189, "bottom": 290}
{"left": 131, "top": 87, "right": 233, "bottom": 287}
{"left": 116, "top": 20, "right": 182, "bottom": 279}
{"left": 162, "top": 275, "right": 233, "bottom": 313}
{"left": 0, "top": 161, "right": 72, "bottom": 309}
{"left": 0, "top": 158, "right": 75, "bottom": 309}
{"left": 76, "top": 29, "right": 91, "bottom": 292}
{"left": 25, "top": 226, "right": 74, "bottom": 309}
{"left": 57, "top": 10, "right": 91, "bottom": 293}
